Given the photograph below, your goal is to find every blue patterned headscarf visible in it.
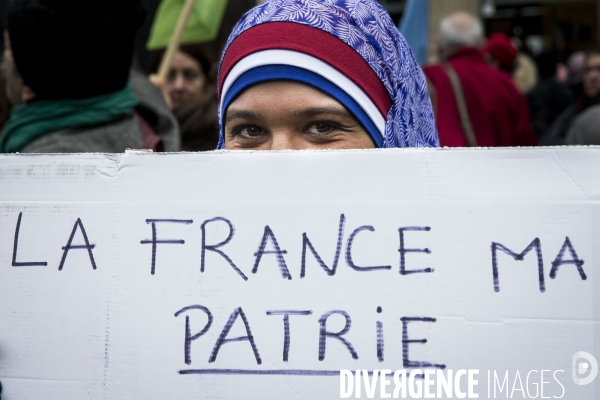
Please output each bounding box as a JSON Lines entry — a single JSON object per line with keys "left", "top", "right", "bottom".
{"left": 217, "top": 0, "right": 439, "bottom": 148}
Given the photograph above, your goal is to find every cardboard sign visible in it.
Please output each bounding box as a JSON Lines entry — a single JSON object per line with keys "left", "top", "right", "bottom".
{"left": 0, "top": 148, "right": 598, "bottom": 399}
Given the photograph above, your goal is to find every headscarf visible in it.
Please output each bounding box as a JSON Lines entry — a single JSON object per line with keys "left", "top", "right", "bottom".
{"left": 217, "top": 0, "right": 439, "bottom": 148}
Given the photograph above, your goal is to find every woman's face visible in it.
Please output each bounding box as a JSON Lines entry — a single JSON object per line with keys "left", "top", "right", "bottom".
{"left": 166, "top": 51, "right": 206, "bottom": 109}
{"left": 224, "top": 81, "right": 375, "bottom": 150}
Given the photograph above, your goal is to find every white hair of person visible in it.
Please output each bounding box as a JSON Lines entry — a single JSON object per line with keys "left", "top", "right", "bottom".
{"left": 438, "top": 12, "right": 484, "bottom": 59}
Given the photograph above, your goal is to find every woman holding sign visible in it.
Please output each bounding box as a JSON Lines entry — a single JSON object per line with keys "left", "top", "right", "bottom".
{"left": 217, "top": 0, "right": 439, "bottom": 150}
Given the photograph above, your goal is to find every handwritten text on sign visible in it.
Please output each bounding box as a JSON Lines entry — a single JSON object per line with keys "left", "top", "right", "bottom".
{"left": 0, "top": 150, "right": 596, "bottom": 399}
{"left": 9, "top": 211, "right": 587, "bottom": 374}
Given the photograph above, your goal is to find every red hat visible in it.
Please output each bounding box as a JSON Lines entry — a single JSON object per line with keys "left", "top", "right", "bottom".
{"left": 484, "top": 33, "right": 518, "bottom": 69}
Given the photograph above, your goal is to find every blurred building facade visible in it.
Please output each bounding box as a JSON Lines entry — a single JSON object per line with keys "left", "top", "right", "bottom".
{"left": 380, "top": 0, "right": 599, "bottom": 64}
{"left": 486, "top": 0, "right": 598, "bottom": 60}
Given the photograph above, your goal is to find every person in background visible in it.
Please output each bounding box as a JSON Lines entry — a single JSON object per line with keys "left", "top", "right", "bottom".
{"left": 563, "top": 50, "right": 600, "bottom": 145}
{"left": 483, "top": 33, "right": 518, "bottom": 75}
{"left": 150, "top": 45, "right": 219, "bottom": 151}
{"left": 483, "top": 32, "right": 538, "bottom": 96}
{"left": 150, "top": 45, "right": 212, "bottom": 110}
{"left": 566, "top": 51, "right": 586, "bottom": 100}
{"left": 166, "top": 49, "right": 208, "bottom": 110}
{"left": 542, "top": 50, "right": 600, "bottom": 145}
{"left": 1, "top": 0, "right": 179, "bottom": 153}
{"left": 528, "top": 52, "right": 573, "bottom": 141}
{"left": 423, "top": 12, "right": 537, "bottom": 147}
{"left": 218, "top": 0, "right": 438, "bottom": 150}
{"left": 512, "top": 54, "right": 539, "bottom": 96}
{"left": 173, "top": 88, "right": 219, "bottom": 151}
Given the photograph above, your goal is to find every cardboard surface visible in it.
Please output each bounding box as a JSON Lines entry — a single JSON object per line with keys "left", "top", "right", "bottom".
{"left": 0, "top": 148, "right": 598, "bottom": 399}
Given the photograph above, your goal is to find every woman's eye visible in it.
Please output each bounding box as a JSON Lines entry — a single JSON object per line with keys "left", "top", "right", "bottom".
{"left": 243, "top": 126, "right": 263, "bottom": 137}
{"left": 307, "top": 122, "right": 335, "bottom": 135}
{"left": 231, "top": 125, "right": 265, "bottom": 138}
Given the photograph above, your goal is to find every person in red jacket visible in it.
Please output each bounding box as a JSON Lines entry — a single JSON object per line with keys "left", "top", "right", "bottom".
{"left": 423, "top": 12, "right": 537, "bottom": 147}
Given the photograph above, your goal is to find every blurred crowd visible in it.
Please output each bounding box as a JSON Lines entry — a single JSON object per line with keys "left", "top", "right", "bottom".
{"left": 0, "top": 0, "right": 598, "bottom": 153}
{"left": 424, "top": 11, "right": 600, "bottom": 147}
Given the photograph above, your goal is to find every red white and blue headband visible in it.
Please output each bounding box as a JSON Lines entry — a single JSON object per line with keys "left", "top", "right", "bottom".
{"left": 217, "top": 0, "right": 439, "bottom": 149}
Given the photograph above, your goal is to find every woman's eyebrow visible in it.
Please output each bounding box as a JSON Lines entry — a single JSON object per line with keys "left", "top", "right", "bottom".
{"left": 225, "top": 109, "right": 266, "bottom": 123}
{"left": 292, "top": 106, "right": 354, "bottom": 119}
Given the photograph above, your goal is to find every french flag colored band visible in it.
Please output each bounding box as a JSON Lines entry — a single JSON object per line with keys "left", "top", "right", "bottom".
{"left": 218, "top": 21, "right": 393, "bottom": 145}
{"left": 220, "top": 49, "right": 386, "bottom": 140}
{"left": 219, "top": 22, "right": 391, "bottom": 116}
{"left": 222, "top": 64, "right": 384, "bottom": 147}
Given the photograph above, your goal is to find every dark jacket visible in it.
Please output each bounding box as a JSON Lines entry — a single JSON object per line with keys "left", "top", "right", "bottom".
{"left": 527, "top": 78, "right": 573, "bottom": 140}
{"left": 565, "top": 104, "right": 600, "bottom": 145}
{"left": 173, "top": 85, "right": 219, "bottom": 151}
{"left": 541, "top": 93, "right": 600, "bottom": 146}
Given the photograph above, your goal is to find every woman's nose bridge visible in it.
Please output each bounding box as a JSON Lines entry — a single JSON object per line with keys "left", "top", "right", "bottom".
{"left": 269, "top": 130, "right": 298, "bottom": 150}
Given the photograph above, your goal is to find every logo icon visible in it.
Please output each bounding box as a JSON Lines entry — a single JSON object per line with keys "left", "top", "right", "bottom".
{"left": 572, "top": 351, "right": 598, "bottom": 385}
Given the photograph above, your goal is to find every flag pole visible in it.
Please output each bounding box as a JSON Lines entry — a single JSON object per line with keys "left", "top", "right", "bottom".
{"left": 157, "top": 0, "right": 197, "bottom": 81}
